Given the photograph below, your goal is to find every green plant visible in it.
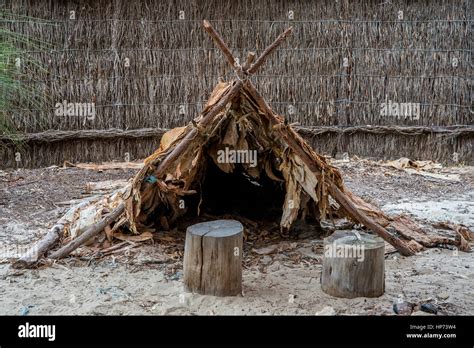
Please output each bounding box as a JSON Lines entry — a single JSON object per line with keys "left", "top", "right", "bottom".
{"left": 0, "top": 11, "right": 52, "bottom": 146}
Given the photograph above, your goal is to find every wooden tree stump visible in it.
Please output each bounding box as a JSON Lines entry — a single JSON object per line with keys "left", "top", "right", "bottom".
{"left": 321, "top": 230, "right": 385, "bottom": 298}
{"left": 183, "top": 220, "right": 243, "bottom": 296}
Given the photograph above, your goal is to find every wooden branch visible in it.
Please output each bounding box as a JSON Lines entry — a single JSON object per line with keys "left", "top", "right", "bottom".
{"left": 15, "top": 80, "right": 243, "bottom": 263}
{"left": 328, "top": 184, "right": 415, "bottom": 256}
{"left": 155, "top": 80, "right": 243, "bottom": 175}
{"left": 242, "top": 52, "right": 256, "bottom": 70}
{"left": 202, "top": 20, "right": 247, "bottom": 82}
{"left": 48, "top": 202, "right": 125, "bottom": 260}
{"left": 247, "top": 26, "right": 293, "bottom": 74}
{"left": 12, "top": 201, "right": 93, "bottom": 268}
{"left": 12, "top": 225, "right": 62, "bottom": 268}
{"left": 203, "top": 20, "right": 237, "bottom": 69}
{"left": 203, "top": 20, "right": 293, "bottom": 77}
{"left": 243, "top": 80, "right": 415, "bottom": 256}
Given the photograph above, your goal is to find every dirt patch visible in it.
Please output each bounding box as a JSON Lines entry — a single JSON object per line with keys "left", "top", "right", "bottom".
{"left": 0, "top": 159, "right": 472, "bottom": 315}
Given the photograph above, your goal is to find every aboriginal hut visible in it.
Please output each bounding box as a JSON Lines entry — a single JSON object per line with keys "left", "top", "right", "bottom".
{"left": 14, "top": 21, "right": 470, "bottom": 268}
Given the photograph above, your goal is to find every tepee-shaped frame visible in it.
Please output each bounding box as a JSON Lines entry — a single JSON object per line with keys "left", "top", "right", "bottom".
{"left": 17, "top": 20, "right": 470, "bottom": 267}
{"left": 123, "top": 21, "right": 422, "bottom": 256}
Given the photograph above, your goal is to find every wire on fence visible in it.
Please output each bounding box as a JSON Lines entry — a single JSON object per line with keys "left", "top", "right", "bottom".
{"left": 20, "top": 47, "right": 474, "bottom": 54}
{"left": 11, "top": 100, "right": 471, "bottom": 113}
{"left": 2, "top": 18, "right": 473, "bottom": 24}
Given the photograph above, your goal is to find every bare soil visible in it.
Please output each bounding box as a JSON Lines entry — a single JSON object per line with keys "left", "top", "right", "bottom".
{"left": 0, "top": 159, "right": 472, "bottom": 315}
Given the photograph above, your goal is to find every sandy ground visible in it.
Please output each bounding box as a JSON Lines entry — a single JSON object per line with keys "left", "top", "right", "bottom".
{"left": 0, "top": 158, "right": 473, "bottom": 315}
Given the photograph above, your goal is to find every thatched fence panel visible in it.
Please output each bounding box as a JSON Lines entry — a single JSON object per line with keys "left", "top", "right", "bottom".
{"left": 1, "top": 0, "right": 472, "bottom": 167}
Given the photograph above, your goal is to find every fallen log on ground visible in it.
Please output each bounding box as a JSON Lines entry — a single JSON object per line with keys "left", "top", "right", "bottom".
{"left": 12, "top": 200, "right": 92, "bottom": 268}
{"left": 48, "top": 202, "right": 125, "bottom": 260}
